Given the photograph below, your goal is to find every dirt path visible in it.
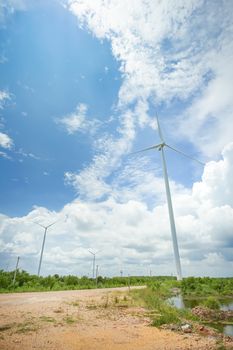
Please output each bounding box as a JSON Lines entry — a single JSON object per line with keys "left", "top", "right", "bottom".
{"left": 0, "top": 287, "right": 229, "bottom": 349}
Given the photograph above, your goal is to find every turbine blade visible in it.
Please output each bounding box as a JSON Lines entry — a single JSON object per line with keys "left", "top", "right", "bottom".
{"left": 166, "top": 144, "right": 205, "bottom": 166}
{"left": 46, "top": 221, "right": 58, "bottom": 228}
{"left": 156, "top": 114, "right": 164, "bottom": 142}
{"left": 33, "top": 222, "right": 46, "bottom": 229}
{"left": 129, "top": 144, "right": 161, "bottom": 156}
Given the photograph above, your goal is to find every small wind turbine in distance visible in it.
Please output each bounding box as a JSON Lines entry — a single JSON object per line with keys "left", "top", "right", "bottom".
{"left": 34, "top": 221, "right": 58, "bottom": 276}
{"left": 12, "top": 256, "right": 20, "bottom": 285}
{"left": 88, "top": 249, "right": 100, "bottom": 279}
{"left": 131, "top": 115, "right": 204, "bottom": 281}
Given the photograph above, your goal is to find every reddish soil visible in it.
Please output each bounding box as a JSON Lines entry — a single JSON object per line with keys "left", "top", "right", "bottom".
{"left": 0, "top": 287, "right": 230, "bottom": 349}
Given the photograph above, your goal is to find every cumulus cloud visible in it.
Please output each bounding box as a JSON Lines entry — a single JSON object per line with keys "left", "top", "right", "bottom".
{"left": 57, "top": 103, "right": 100, "bottom": 135}
{"left": 1, "top": 143, "right": 233, "bottom": 277}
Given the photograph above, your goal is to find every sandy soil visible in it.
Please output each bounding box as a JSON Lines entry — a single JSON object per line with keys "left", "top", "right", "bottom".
{"left": 0, "top": 287, "right": 231, "bottom": 350}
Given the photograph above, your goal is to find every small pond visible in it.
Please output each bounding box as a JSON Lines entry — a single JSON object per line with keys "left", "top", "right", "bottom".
{"left": 168, "top": 295, "right": 233, "bottom": 336}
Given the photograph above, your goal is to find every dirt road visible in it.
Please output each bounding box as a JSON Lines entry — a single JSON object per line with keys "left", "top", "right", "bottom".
{"left": 0, "top": 287, "right": 229, "bottom": 349}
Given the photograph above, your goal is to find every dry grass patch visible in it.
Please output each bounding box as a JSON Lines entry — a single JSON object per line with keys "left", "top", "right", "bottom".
{"left": 0, "top": 324, "right": 14, "bottom": 332}
{"left": 39, "top": 316, "right": 56, "bottom": 323}
{"left": 15, "top": 321, "right": 39, "bottom": 334}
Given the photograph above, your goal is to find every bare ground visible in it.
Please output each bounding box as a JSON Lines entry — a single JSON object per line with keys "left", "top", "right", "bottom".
{"left": 0, "top": 287, "right": 231, "bottom": 350}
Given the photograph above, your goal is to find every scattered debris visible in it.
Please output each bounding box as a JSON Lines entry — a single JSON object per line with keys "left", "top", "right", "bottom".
{"left": 181, "top": 323, "right": 192, "bottom": 333}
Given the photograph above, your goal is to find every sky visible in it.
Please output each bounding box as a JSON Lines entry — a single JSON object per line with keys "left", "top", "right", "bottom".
{"left": 0, "top": 0, "right": 233, "bottom": 278}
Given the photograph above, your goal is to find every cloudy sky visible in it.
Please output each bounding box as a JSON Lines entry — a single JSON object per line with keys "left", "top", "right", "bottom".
{"left": 0, "top": 0, "right": 233, "bottom": 278}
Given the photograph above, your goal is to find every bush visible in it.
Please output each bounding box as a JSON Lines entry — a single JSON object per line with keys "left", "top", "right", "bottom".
{"left": 203, "top": 296, "right": 220, "bottom": 310}
{"left": 152, "top": 306, "right": 180, "bottom": 326}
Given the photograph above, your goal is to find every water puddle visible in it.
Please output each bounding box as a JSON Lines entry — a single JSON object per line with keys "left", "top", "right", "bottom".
{"left": 168, "top": 295, "right": 233, "bottom": 336}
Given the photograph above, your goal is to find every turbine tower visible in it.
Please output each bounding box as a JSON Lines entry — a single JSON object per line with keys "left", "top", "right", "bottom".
{"left": 133, "top": 116, "right": 204, "bottom": 280}
{"left": 34, "top": 221, "right": 57, "bottom": 276}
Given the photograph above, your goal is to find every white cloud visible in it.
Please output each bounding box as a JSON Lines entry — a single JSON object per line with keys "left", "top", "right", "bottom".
{"left": 62, "top": 2, "right": 233, "bottom": 278}
{"left": 0, "top": 1, "right": 232, "bottom": 278}
{"left": 0, "top": 91, "right": 13, "bottom": 154}
{"left": 68, "top": 0, "right": 209, "bottom": 105}
{"left": 0, "top": 0, "right": 27, "bottom": 24}
{"left": 65, "top": 108, "right": 136, "bottom": 200}
{"left": 0, "top": 151, "right": 11, "bottom": 159}
{"left": 1, "top": 143, "right": 233, "bottom": 277}
{"left": 62, "top": 0, "right": 233, "bottom": 206}
{"left": 57, "top": 103, "right": 99, "bottom": 135}
{"left": 17, "top": 148, "right": 39, "bottom": 160}
{"left": 177, "top": 36, "right": 233, "bottom": 158}
{"left": 0, "top": 90, "right": 10, "bottom": 109}
{"left": 0, "top": 132, "right": 13, "bottom": 149}
{"left": 67, "top": 0, "right": 233, "bottom": 160}
{"left": 193, "top": 143, "right": 233, "bottom": 208}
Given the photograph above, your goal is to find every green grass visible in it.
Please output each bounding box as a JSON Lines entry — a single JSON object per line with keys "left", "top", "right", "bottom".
{"left": 202, "top": 296, "right": 221, "bottom": 310}
{"left": 39, "top": 316, "right": 56, "bottom": 323}
{"left": 0, "top": 269, "right": 177, "bottom": 293}
{"left": 181, "top": 277, "right": 233, "bottom": 297}
{"left": 63, "top": 316, "right": 76, "bottom": 324}
{"left": 16, "top": 322, "right": 38, "bottom": 334}
{"left": 130, "top": 282, "right": 197, "bottom": 327}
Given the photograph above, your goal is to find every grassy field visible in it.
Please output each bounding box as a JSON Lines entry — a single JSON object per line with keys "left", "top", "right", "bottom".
{"left": 1, "top": 269, "right": 232, "bottom": 297}
{"left": 0, "top": 269, "right": 177, "bottom": 293}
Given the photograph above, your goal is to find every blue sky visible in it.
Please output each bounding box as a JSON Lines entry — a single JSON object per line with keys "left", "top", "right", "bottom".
{"left": 0, "top": 0, "right": 233, "bottom": 277}
{"left": 0, "top": 0, "right": 122, "bottom": 215}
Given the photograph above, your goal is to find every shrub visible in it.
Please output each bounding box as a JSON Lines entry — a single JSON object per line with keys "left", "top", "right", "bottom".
{"left": 203, "top": 296, "right": 220, "bottom": 310}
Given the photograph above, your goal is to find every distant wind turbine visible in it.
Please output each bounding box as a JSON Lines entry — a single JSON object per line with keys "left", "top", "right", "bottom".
{"left": 88, "top": 249, "right": 100, "bottom": 279}
{"left": 12, "top": 256, "right": 20, "bottom": 285}
{"left": 34, "top": 221, "right": 58, "bottom": 276}
{"left": 132, "top": 116, "right": 204, "bottom": 280}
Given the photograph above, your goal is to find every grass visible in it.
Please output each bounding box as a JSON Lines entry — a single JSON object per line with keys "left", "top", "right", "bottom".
{"left": 16, "top": 321, "right": 39, "bottom": 334}
{"left": 70, "top": 301, "right": 80, "bottom": 307}
{"left": 202, "top": 296, "right": 221, "bottom": 310}
{"left": 63, "top": 316, "right": 76, "bottom": 324}
{"left": 53, "top": 307, "right": 64, "bottom": 313}
{"left": 0, "top": 324, "right": 14, "bottom": 332}
{"left": 216, "top": 339, "right": 227, "bottom": 350}
{"left": 39, "top": 316, "right": 56, "bottom": 323}
{"left": 86, "top": 304, "right": 98, "bottom": 310}
{"left": 130, "top": 283, "right": 197, "bottom": 327}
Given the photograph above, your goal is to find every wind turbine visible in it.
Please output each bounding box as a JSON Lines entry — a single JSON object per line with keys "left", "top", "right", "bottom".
{"left": 88, "top": 249, "right": 100, "bottom": 279}
{"left": 132, "top": 116, "right": 204, "bottom": 281}
{"left": 12, "top": 256, "right": 20, "bottom": 286}
{"left": 34, "top": 221, "right": 58, "bottom": 276}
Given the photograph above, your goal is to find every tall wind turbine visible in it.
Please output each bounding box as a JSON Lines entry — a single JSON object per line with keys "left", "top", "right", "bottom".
{"left": 133, "top": 116, "right": 204, "bottom": 281}
{"left": 34, "top": 221, "right": 57, "bottom": 276}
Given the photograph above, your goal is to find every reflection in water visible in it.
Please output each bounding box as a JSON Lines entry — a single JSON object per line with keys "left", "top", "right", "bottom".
{"left": 224, "top": 325, "right": 233, "bottom": 337}
{"left": 167, "top": 295, "right": 233, "bottom": 336}
{"left": 169, "top": 295, "right": 185, "bottom": 309}
{"left": 220, "top": 301, "right": 233, "bottom": 311}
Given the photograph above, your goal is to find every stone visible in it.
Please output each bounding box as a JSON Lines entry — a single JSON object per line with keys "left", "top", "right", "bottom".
{"left": 181, "top": 324, "right": 192, "bottom": 333}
